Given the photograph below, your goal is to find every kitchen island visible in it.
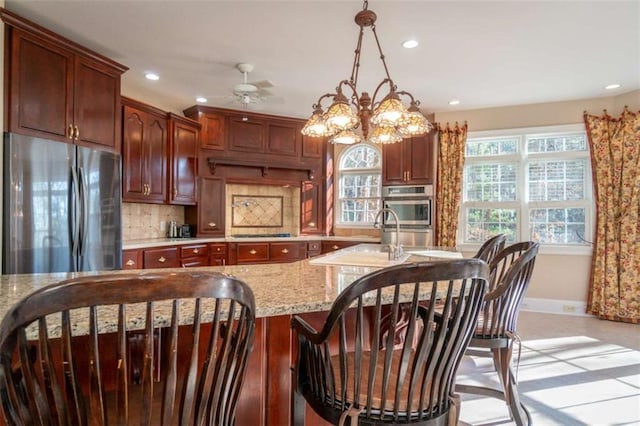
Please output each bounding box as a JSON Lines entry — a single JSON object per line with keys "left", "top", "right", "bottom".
{"left": 0, "top": 244, "right": 461, "bottom": 426}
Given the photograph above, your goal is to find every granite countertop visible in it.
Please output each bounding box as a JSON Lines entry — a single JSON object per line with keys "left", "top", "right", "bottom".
{"left": 0, "top": 244, "right": 461, "bottom": 338}
{"left": 123, "top": 235, "right": 380, "bottom": 250}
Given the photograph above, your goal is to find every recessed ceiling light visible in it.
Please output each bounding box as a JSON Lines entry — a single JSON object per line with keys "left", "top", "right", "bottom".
{"left": 605, "top": 83, "right": 621, "bottom": 90}
{"left": 196, "top": 97, "right": 207, "bottom": 103}
{"left": 402, "top": 39, "right": 419, "bottom": 49}
{"left": 448, "top": 100, "right": 460, "bottom": 106}
{"left": 145, "top": 72, "right": 159, "bottom": 81}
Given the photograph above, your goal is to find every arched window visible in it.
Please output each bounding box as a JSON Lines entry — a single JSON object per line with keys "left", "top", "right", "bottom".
{"left": 337, "top": 144, "right": 382, "bottom": 225}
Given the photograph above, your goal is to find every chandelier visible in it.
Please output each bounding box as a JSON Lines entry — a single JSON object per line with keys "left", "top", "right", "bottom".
{"left": 301, "top": 0, "right": 432, "bottom": 145}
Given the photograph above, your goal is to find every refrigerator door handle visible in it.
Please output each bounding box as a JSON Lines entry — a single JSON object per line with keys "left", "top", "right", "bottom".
{"left": 70, "top": 167, "right": 81, "bottom": 260}
{"left": 78, "top": 167, "right": 88, "bottom": 257}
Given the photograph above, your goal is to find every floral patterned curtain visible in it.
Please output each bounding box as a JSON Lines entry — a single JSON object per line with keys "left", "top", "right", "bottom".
{"left": 584, "top": 107, "right": 640, "bottom": 323}
{"left": 435, "top": 122, "right": 467, "bottom": 247}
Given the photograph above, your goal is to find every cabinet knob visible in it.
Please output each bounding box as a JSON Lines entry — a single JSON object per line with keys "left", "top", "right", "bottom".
{"left": 332, "top": 245, "right": 339, "bottom": 250}
{"left": 281, "top": 248, "right": 289, "bottom": 254}
{"left": 208, "top": 222, "right": 216, "bottom": 228}
{"left": 158, "top": 256, "right": 166, "bottom": 263}
{"left": 126, "top": 259, "right": 135, "bottom": 266}
{"left": 249, "top": 249, "right": 257, "bottom": 255}
{"left": 216, "top": 247, "right": 221, "bottom": 252}
{"left": 74, "top": 126, "right": 79, "bottom": 141}
{"left": 67, "top": 124, "right": 74, "bottom": 140}
{"left": 193, "top": 248, "right": 199, "bottom": 254}
{"left": 309, "top": 222, "right": 315, "bottom": 227}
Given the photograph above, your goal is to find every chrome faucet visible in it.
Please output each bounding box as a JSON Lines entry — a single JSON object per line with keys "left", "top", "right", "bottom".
{"left": 373, "top": 208, "right": 403, "bottom": 260}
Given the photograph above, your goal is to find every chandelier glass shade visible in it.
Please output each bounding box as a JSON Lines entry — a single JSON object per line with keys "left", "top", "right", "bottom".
{"left": 301, "top": 0, "right": 431, "bottom": 144}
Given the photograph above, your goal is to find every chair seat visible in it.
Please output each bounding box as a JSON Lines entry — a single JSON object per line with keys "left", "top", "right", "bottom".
{"left": 331, "top": 349, "right": 434, "bottom": 414}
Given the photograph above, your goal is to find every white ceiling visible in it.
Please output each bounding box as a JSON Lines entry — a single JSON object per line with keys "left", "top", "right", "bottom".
{"left": 5, "top": 0, "right": 640, "bottom": 119}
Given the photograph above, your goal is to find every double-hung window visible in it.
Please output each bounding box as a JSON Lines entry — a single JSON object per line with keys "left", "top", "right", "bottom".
{"left": 337, "top": 144, "right": 382, "bottom": 226}
{"left": 460, "top": 124, "right": 593, "bottom": 254}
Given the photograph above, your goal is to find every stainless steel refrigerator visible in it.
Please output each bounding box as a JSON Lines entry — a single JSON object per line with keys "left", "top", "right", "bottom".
{"left": 3, "top": 133, "right": 122, "bottom": 274}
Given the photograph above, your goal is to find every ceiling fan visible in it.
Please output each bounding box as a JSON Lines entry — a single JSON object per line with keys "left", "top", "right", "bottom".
{"left": 230, "top": 63, "right": 276, "bottom": 108}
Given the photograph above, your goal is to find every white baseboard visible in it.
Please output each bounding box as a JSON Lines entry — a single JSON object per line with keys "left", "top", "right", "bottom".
{"left": 521, "top": 297, "right": 590, "bottom": 316}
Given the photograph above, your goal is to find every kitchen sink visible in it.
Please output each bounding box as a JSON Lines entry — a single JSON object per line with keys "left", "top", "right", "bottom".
{"left": 308, "top": 249, "right": 410, "bottom": 267}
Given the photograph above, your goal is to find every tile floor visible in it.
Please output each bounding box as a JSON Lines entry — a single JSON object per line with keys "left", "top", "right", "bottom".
{"left": 456, "top": 311, "right": 640, "bottom": 425}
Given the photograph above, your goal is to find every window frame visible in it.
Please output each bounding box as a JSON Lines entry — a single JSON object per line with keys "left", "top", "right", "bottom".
{"left": 335, "top": 143, "right": 382, "bottom": 228}
{"left": 458, "top": 123, "right": 594, "bottom": 256}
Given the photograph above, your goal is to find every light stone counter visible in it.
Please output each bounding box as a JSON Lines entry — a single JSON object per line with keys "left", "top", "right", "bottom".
{"left": 123, "top": 235, "right": 380, "bottom": 250}
{"left": 0, "top": 244, "right": 460, "bottom": 337}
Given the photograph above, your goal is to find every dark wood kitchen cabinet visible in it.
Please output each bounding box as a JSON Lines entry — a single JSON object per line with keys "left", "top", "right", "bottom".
{"left": 179, "top": 243, "right": 208, "bottom": 267}
{"left": 269, "top": 242, "right": 306, "bottom": 262}
{"left": 122, "top": 249, "right": 143, "bottom": 270}
{"left": 382, "top": 133, "right": 434, "bottom": 185}
{"left": 321, "top": 240, "right": 361, "bottom": 254}
{"left": 235, "top": 243, "right": 270, "bottom": 264}
{"left": 2, "top": 10, "right": 127, "bottom": 151}
{"left": 168, "top": 114, "right": 200, "bottom": 205}
{"left": 301, "top": 180, "right": 323, "bottom": 235}
{"left": 266, "top": 118, "right": 300, "bottom": 157}
{"left": 122, "top": 97, "right": 168, "bottom": 204}
{"left": 227, "top": 114, "right": 265, "bottom": 153}
{"left": 143, "top": 246, "right": 179, "bottom": 269}
{"left": 186, "top": 176, "right": 225, "bottom": 237}
{"left": 208, "top": 243, "right": 227, "bottom": 266}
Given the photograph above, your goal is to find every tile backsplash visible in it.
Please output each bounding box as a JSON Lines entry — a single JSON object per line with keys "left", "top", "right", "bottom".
{"left": 226, "top": 184, "right": 299, "bottom": 236}
{"left": 122, "top": 203, "right": 184, "bottom": 240}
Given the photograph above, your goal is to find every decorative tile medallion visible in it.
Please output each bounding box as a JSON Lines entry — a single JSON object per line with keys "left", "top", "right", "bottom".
{"left": 231, "top": 195, "right": 284, "bottom": 227}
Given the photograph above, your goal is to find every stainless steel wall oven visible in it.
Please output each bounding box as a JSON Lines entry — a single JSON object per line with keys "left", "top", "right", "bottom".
{"left": 381, "top": 185, "right": 433, "bottom": 246}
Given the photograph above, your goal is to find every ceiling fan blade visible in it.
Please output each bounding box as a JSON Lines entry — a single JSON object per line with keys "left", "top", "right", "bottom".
{"left": 256, "top": 88, "right": 275, "bottom": 97}
{"left": 249, "top": 79, "right": 275, "bottom": 89}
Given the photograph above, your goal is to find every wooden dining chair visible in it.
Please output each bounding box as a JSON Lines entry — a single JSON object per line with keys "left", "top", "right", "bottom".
{"left": 474, "top": 233, "right": 507, "bottom": 263}
{"left": 0, "top": 271, "right": 255, "bottom": 426}
{"left": 456, "top": 241, "right": 539, "bottom": 426}
{"left": 292, "top": 259, "right": 489, "bottom": 426}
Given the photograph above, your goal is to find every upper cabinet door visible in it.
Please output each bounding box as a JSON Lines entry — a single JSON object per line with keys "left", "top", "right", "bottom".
{"left": 169, "top": 115, "right": 200, "bottom": 205}
{"left": 266, "top": 119, "right": 299, "bottom": 157}
{"left": 145, "top": 115, "right": 168, "bottom": 203}
{"left": 73, "top": 56, "right": 122, "bottom": 150}
{"left": 406, "top": 134, "right": 434, "bottom": 184}
{"left": 228, "top": 115, "right": 265, "bottom": 153}
{"left": 382, "top": 142, "right": 405, "bottom": 185}
{"left": 8, "top": 28, "right": 74, "bottom": 141}
{"left": 122, "top": 99, "right": 167, "bottom": 204}
{"left": 122, "top": 107, "right": 146, "bottom": 200}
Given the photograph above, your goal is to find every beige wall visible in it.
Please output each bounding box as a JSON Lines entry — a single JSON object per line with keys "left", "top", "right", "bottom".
{"left": 435, "top": 90, "right": 639, "bottom": 131}
{"left": 434, "top": 91, "right": 639, "bottom": 306}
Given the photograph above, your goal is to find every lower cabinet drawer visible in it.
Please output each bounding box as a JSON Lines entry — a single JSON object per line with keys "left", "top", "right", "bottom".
{"left": 180, "top": 256, "right": 209, "bottom": 268}
{"left": 122, "top": 249, "right": 143, "bottom": 270}
{"left": 180, "top": 244, "right": 208, "bottom": 258}
{"left": 143, "top": 247, "right": 179, "bottom": 269}
{"left": 321, "top": 241, "right": 359, "bottom": 254}
{"left": 270, "top": 242, "right": 305, "bottom": 262}
{"left": 307, "top": 241, "right": 321, "bottom": 258}
{"left": 236, "top": 243, "right": 270, "bottom": 264}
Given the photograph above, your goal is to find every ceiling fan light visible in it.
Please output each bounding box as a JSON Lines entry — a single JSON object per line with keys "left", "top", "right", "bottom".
{"left": 398, "top": 111, "right": 432, "bottom": 136}
{"left": 371, "top": 96, "right": 408, "bottom": 127}
{"left": 324, "top": 101, "right": 359, "bottom": 132}
{"left": 329, "top": 129, "right": 362, "bottom": 145}
{"left": 369, "top": 126, "right": 402, "bottom": 144}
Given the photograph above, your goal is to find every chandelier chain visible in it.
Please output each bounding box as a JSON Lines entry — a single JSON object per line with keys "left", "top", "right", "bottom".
{"left": 370, "top": 25, "right": 392, "bottom": 84}
{"left": 350, "top": 26, "right": 364, "bottom": 88}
